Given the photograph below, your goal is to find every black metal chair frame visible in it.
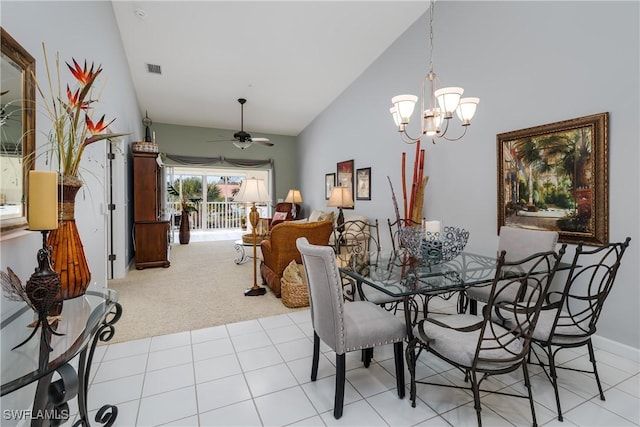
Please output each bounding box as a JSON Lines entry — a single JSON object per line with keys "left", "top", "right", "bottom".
{"left": 528, "top": 237, "right": 631, "bottom": 422}
{"left": 406, "top": 246, "right": 566, "bottom": 427}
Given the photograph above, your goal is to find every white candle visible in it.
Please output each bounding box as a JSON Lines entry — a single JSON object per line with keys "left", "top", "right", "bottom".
{"left": 424, "top": 220, "right": 441, "bottom": 235}
{"left": 28, "top": 171, "right": 58, "bottom": 231}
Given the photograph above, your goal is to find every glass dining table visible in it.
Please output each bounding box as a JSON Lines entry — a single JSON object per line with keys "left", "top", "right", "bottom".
{"left": 338, "top": 250, "right": 570, "bottom": 340}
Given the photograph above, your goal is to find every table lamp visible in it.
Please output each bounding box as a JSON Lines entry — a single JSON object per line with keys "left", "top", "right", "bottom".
{"left": 284, "top": 189, "right": 303, "bottom": 219}
{"left": 327, "top": 186, "right": 354, "bottom": 243}
{"left": 234, "top": 177, "right": 270, "bottom": 296}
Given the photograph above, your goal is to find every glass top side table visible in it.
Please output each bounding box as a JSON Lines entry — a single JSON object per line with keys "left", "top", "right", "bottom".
{"left": 1, "top": 289, "right": 122, "bottom": 426}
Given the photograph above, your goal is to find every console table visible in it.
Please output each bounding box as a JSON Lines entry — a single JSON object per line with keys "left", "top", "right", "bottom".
{"left": 1, "top": 289, "right": 122, "bottom": 426}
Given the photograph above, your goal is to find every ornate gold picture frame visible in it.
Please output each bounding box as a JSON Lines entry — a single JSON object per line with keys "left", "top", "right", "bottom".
{"left": 497, "top": 113, "right": 609, "bottom": 245}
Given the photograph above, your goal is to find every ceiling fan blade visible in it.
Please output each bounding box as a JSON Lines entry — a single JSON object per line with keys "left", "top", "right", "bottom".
{"left": 252, "top": 138, "right": 273, "bottom": 147}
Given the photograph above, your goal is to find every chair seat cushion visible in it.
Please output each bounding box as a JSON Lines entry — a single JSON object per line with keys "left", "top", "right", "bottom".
{"left": 414, "top": 314, "right": 524, "bottom": 370}
{"left": 508, "top": 307, "right": 593, "bottom": 345}
{"left": 340, "top": 301, "right": 406, "bottom": 353}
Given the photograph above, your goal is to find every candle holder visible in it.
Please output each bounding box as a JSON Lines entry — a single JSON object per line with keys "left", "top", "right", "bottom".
{"left": 11, "top": 230, "right": 64, "bottom": 352}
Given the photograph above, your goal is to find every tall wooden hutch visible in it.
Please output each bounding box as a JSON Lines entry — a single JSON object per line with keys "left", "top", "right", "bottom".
{"left": 133, "top": 151, "right": 170, "bottom": 269}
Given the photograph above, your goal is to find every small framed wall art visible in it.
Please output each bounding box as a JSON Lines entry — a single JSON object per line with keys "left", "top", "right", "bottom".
{"left": 336, "top": 159, "right": 354, "bottom": 198}
{"left": 325, "top": 173, "right": 335, "bottom": 200}
{"left": 356, "top": 167, "right": 371, "bottom": 200}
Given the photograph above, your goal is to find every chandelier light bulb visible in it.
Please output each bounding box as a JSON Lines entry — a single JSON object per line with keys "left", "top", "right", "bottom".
{"left": 456, "top": 97, "right": 480, "bottom": 125}
{"left": 391, "top": 94, "right": 418, "bottom": 125}
{"left": 434, "top": 87, "right": 464, "bottom": 118}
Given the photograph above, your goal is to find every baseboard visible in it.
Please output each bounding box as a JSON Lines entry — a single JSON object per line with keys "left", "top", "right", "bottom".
{"left": 592, "top": 334, "right": 640, "bottom": 362}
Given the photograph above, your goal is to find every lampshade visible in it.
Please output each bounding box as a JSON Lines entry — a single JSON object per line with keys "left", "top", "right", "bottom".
{"left": 284, "top": 189, "right": 303, "bottom": 204}
{"left": 327, "top": 186, "right": 354, "bottom": 208}
{"left": 234, "top": 178, "right": 269, "bottom": 203}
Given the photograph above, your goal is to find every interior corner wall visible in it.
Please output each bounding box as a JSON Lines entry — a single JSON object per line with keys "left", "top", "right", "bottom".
{"left": 0, "top": 1, "right": 143, "bottom": 287}
{"left": 298, "top": 1, "right": 639, "bottom": 350}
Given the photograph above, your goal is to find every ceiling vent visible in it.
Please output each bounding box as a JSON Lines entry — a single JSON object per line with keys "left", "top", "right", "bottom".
{"left": 146, "top": 63, "right": 162, "bottom": 75}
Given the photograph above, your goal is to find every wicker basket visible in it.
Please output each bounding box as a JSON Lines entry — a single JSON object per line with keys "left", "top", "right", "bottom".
{"left": 281, "top": 263, "right": 309, "bottom": 308}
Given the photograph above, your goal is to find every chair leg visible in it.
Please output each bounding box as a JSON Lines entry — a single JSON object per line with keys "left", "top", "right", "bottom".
{"left": 362, "top": 348, "right": 373, "bottom": 367}
{"left": 334, "top": 353, "right": 345, "bottom": 419}
{"left": 588, "top": 340, "right": 606, "bottom": 400}
{"left": 470, "top": 370, "right": 482, "bottom": 427}
{"left": 469, "top": 299, "right": 478, "bottom": 315}
{"left": 457, "top": 291, "right": 468, "bottom": 314}
{"left": 405, "top": 338, "right": 418, "bottom": 407}
{"left": 393, "top": 341, "right": 405, "bottom": 398}
{"left": 546, "top": 344, "right": 563, "bottom": 422}
{"left": 522, "top": 362, "right": 538, "bottom": 427}
{"left": 311, "top": 332, "right": 320, "bottom": 382}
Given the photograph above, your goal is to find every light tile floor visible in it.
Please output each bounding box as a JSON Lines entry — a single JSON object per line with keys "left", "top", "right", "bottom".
{"left": 77, "top": 298, "right": 639, "bottom": 427}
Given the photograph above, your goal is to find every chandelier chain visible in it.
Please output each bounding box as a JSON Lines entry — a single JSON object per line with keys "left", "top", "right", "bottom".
{"left": 428, "top": 0, "right": 434, "bottom": 74}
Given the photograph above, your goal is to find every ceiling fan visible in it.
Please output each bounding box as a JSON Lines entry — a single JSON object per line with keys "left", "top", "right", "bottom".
{"left": 211, "top": 98, "right": 273, "bottom": 149}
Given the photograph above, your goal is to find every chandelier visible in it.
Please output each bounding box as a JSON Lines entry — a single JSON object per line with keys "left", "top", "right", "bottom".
{"left": 389, "top": 0, "right": 479, "bottom": 144}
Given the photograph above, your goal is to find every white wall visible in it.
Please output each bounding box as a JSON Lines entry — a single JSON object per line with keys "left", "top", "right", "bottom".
{"left": 299, "top": 1, "right": 639, "bottom": 350}
{"left": 1, "top": 0, "right": 142, "bottom": 287}
{"left": 1, "top": 0, "right": 142, "bottom": 418}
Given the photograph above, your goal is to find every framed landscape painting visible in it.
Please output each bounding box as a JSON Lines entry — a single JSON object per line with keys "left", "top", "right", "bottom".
{"left": 497, "top": 112, "right": 609, "bottom": 245}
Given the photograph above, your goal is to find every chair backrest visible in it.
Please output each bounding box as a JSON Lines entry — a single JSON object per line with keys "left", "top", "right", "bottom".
{"left": 498, "top": 226, "right": 559, "bottom": 262}
{"left": 549, "top": 237, "right": 631, "bottom": 339}
{"left": 476, "top": 246, "right": 566, "bottom": 369}
{"left": 387, "top": 218, "right": 423, "bottom": 253}
{"left": 296, "top": 237, "right": 347, "bottom": 354}
{"left": 334, "top": 218, "right": 381, "bottom": 254}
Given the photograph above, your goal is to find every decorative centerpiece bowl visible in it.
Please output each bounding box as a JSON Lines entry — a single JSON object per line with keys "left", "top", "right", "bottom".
{"left": 421, "top": 226, "right": 470, "bottom": 264}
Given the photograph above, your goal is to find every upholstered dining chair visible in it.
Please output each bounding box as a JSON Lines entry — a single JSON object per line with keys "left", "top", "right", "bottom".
{"left": 296, "top": 237, "right": 406, "bottom": 419}
{"left": 526, "top": 237, "right": 631, "bottom": 421}
{"left": 406, "top": 246, "right": 566, "bottom": 427}
{"left": 463, "top": 226, "right": 559, "bottom": 314}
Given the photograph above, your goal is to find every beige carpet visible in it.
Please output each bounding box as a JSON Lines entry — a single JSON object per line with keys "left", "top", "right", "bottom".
{"left": 107, "top": 240, "right": 305, "bottom": 344}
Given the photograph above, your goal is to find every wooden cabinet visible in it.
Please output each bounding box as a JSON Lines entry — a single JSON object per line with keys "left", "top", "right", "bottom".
{"left": 134, "top": 220, "right": 170, "bottom": 269}
{"left": 133, "top": 151, "right": 170, "bottom": 269}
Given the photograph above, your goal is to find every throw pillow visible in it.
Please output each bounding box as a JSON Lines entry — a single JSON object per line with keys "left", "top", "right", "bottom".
{"left": 271, "top": 211, "right": 288, "bottom": 225}
{"left": 308, "top": 210, "right": 325, "bottom": 222}
{"left": 282, "top": 260, "right": 303, "bottom": 284}
{"left": 317, "top": 211, "right": 335, "bottom": 223}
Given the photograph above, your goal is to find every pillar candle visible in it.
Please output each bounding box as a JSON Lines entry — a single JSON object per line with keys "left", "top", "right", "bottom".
{"left": 28, "top": 171, "right": 58, "bottom": 230}
{"left": 424, "top": 220, "right": 441, "bottom": 235}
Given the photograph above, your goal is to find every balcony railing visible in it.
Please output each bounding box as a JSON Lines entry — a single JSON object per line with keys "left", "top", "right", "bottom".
{"left": 168, "top": 201, "right": 272, "bottom": 231}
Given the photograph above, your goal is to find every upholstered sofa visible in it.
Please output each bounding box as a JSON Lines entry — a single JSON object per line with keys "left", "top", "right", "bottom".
{"left": 259, "top": 219, "right": 333, "bottom": 297}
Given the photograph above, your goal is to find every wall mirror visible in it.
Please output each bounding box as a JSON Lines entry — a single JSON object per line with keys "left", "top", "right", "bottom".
{"left": 1, "top": 27, "right": 35, "bottom": 232}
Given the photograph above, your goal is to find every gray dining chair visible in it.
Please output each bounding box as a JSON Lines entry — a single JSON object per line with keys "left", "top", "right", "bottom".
{"left": 527, "top": 237, "right": 631, "bottom": 421}
{"left": 463, "top": 226, "right": 559, "bottom": 314}
{"left": 296, "top": 237, "right": 406, "bottom": 419}
{"left": 407, "top": 246, "right": 566, "bottom": 427}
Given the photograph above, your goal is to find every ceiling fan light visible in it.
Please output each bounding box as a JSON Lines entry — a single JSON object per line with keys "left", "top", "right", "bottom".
{"left": 456, "top": 97, "right": 480, "bottom": 124}
{"left": 233, "top": 141, "right": 251, "bottom": 150}
{"left": 434, "top": 87, "right": 463, "bottom": 117}
{"left": 391, "top": 94, "right": 418, "bottom": 124}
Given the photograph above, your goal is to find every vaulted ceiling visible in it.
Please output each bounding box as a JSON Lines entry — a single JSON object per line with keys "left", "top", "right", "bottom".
{"left": 111, "top": 1, "right": 427, "bottom": 138}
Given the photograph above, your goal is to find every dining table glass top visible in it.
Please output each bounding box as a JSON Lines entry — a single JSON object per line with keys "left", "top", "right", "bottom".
{"left": 337, "top": 251, "right": 571, "bottom": 298}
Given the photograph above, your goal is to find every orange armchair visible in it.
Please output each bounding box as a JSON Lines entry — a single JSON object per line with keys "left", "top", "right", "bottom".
{"left": 260, "top": 220, "right": 333, "bottom": 297}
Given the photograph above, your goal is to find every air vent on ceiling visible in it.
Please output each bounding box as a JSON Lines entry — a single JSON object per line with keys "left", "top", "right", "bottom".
{"left": 146, "top": 63, "right": 162, "bottom": 74}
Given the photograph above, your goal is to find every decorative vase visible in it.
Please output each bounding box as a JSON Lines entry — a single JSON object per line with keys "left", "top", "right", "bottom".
{"left": 179, "top": 210, "right": 190, "bottom": 244}
{"left": 47, "top": 175, "right": 91, "bottom": 300}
